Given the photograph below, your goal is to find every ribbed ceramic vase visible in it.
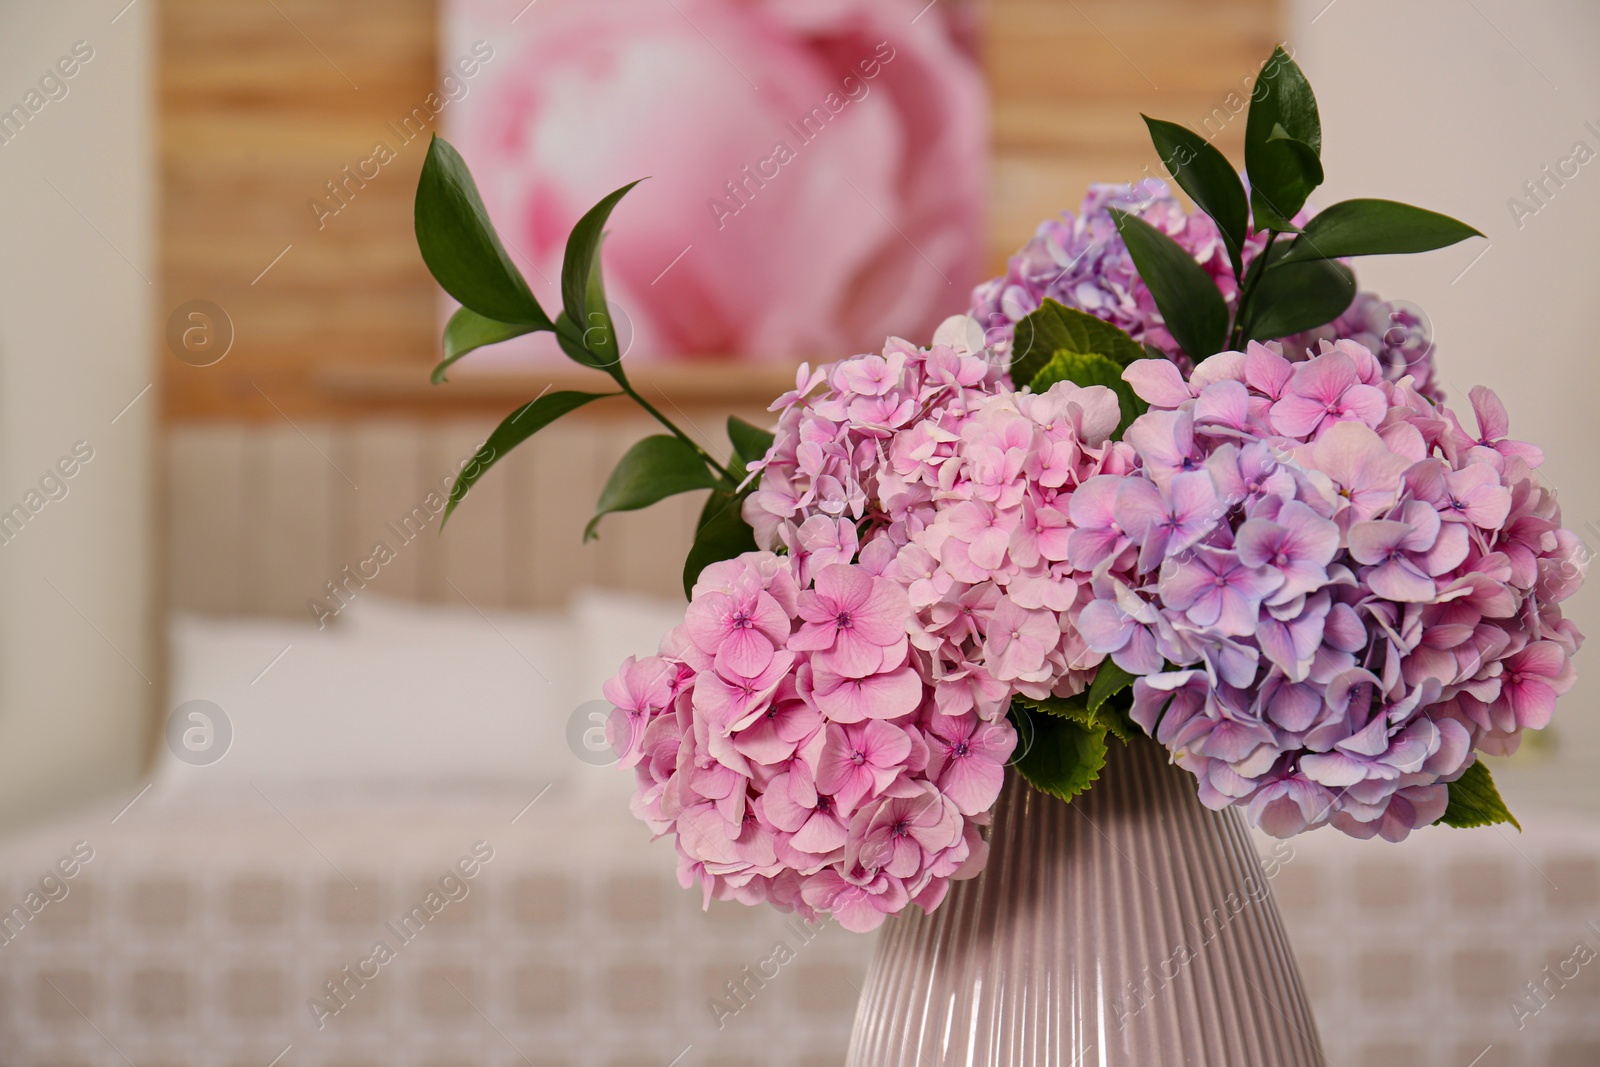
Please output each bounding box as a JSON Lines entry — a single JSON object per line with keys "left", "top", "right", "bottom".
{"left": 845, "top": 733, "right": 1324, "bottom": 1066}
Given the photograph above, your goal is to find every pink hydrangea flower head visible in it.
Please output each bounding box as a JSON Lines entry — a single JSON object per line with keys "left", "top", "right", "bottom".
{"left": 791, "top": 564, "right": 910, "bottom": 678}
{"left": 605, "top": 549, "right": 1014, "bottom": 930}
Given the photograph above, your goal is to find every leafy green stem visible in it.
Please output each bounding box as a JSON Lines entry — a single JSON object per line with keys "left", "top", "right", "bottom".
{"left": 619, "top": 382, "right": 733, "bottom": 483}
{"left": 1230, "top": 229, "right": 1279, "bottom": 350}
{"left": 548, "top": 312, "right": 734, "bottom": 483}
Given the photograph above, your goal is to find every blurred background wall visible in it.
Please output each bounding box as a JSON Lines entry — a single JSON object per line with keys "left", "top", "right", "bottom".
{"left": 153, "top": 0, "right": 1282, "bottom": 637}
{"left": 0, "top": 2, "right": 155, "bottom": 830}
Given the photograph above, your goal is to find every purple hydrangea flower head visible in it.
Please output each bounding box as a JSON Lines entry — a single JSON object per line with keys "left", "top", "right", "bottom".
{"left": 1082, "top": 339, "right": 1585, "bottom": 841}
{"left": 971, "top": 183, "right": 1448, "bottom": 401}
{"left": 968, "top": 180, "right": 1239, "bottom": 368}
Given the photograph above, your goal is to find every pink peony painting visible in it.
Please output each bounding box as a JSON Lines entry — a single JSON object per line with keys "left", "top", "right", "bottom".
{"left": 442, "top": 0, "right": 988, "bottom": 367}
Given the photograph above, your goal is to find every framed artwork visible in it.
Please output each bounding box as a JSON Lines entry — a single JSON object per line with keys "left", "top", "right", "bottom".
{"left": 439, "top": 0, "right": 989, "bottom": 368}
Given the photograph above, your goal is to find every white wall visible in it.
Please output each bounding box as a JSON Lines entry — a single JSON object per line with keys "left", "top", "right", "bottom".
{"left": 0, "top": 1, "right": 154, "bottom": 828}
{"left": 1289, "top": 0, "right": 1600, "bottom": 802}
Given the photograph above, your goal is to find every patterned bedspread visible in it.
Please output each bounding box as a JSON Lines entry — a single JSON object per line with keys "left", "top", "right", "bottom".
{"left": 2, "top": 778, "right": 1596, "bottom": 1067}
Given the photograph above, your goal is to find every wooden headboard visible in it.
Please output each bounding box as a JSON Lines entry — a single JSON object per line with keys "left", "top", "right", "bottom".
{"left": 165, "top": 413, "right": 720, "bottom": 618}
{"left": 160, "top": 0, "right": 1281, "bottom": 614}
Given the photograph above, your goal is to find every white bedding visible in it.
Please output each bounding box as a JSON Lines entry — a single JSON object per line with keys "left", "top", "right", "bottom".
{"left": 155, "top": 591, "right": 682, "bottom": 806}
{"left": 2, "top": 594, "right": 1597, "bottom": 1067}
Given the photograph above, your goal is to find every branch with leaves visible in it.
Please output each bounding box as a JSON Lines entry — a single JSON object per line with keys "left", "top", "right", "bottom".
{"left": 993, "top": 49, "right": 1498, "bottom": 821}
{"left": 412, "top": 137, "right": 770, "bottom": 596}
{"left": 1105, "top": 46, "right": 1481, "bottom": 364}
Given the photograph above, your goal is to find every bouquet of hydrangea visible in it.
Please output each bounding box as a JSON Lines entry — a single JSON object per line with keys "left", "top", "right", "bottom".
{"left": 412, "top": 47, "right": 1585, "bottom": 932}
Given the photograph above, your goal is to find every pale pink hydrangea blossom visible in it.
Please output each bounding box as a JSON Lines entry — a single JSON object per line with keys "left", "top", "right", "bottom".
{"left": 608, "top": 550, "right": 1014, "bottom": 932}
{"left": 747, "top": 323, "right": 1145, "bottom": 718}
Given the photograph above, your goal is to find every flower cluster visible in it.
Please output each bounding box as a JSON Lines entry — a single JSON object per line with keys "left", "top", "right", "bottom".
{"left": 742, "top": 318, "right": 1005, "bottom": 561}
{"left": 1079, "top": 340, "right": 1585, "bottom": 841}
{"left": 745, "top": 321, "right": 1143, "bottom": 719}
{"left": 968, "top": 180, "right": 1442, "bottom": 398}
{"left": 969, "top": 180, "right": 1237, "bottom": 368}
{"left": 881, "top": 381, "right": 1141, "bottom": 717}
{"left": 607, "top": 551, "right": 1015, "bottom": 933}
{"left": 1283, "top": 292, "right": 1442, "bottom": 401}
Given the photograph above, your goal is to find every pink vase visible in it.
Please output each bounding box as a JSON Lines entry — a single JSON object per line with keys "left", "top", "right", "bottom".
{"left": 846, "top": 733, "right": 1325, "bottom": 1065}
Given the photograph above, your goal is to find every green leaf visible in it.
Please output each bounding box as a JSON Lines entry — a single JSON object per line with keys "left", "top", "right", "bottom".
{"left": 727, "top": 417, "right": 775, "bottom": 468}
{"left": 552, "top": 310, "right": 620, "bottom": 376}
{"left": 1013, "top": 691, "right": 1088, "bottom": 719}
{"left": 1010, "top": 299, "right": 1146, "bottom": 388}
{"left": 415, "top": 136, "right": 551, "bottom": 328}
{"left": 1244, "top": 47, "right": 1323, "bottom": 229}
{"left": 1008, "top": 704, "right": 1110, "bottom": 803}
{"left": 1086, "top": 660, "right": 1137, "bottom": 715}
{"left": 724, "top": 416, "right": 776, "bottom": 486}
{"left": 432, "top": 307, "right": 537, "bottom": 384}
{"left": 1274, "top": 198, "right": 1485, "bottom": 266}
{"left": 585, "top": 435, "right": 720, "bottom": 541}
{"left": 1437, "top": 759, "right": 1521, "bottom": 830}
{"left": 1251, "top": 125, "right": 1323, "bottom": 230}
{"left": 562, "top": 180, "right": 643, "bottom": 336}
{"left": 1109, "top": 209, "right": 1230, "bottom": 362}
{"left": 1142, "top": 115, "right": 1249, "bottom": 276}
{"left": 579, "top": 235, "right": 624, "bottom": 366}
{"left": 1028, "top": 350, "right": 1147, "bottom": 440}
{"left": 443, "top": 390, "right": 617, "bottom": 526}
{"left": 1014, "top": 691, "right": 1133, "bottom": 745}
{"left": 551, "top": 235, "right": 632, "bottom": 385}
{"left": 1239, "top": 257, "right": 1355, "bottom": 341}
{"left": 682, "top": 490, "right": 757, "bottom": 599}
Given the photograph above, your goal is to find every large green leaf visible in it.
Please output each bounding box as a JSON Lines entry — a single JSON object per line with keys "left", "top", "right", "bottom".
{"left": 580, "top": 235, "right": 624, "bottom": 366}
{"left": 432, "top": 307, "right": 537, "bottom": 384}
{"left": 1274, "top": 198, "right": 1484, "bottom": 266}
{"left": 1251, "top": 125, "right": 1323, "bottom": 231}
{"left": 1143, "top": 115, "right": 1249, "bottom": 276}
{"left": 1244, "top": 47, "right": 1323, "bottom": 230}
{"left": 415, "top": 136, "right": 551, "bottom": 328}
{"left": 562, "top": 181, "right": 643, "bottom": 339}
{"left": 553, "top": 310, "right": 622, "bottom": 376}
{"left": 1239, "top": 257, "right": 1355, "bottom": 341}
{"left": 1028, "top": 350, "right": 1147, "bottom": 440}
{"left": 1010, "top": 299, "right": 1146, "bottom": 388}
{"left": 1008, "top": 704, "right": 1111, "bottom": 803}
{"left": 725, "top": 416, "right": 776, "bottom": 486}
{"left": 1109, "top": 209, "right": 1230, "bottom": 362}
{"left": 1014, "top": 691, "right": 1133, "bottom": 744}
{"left": 585, "top": 435, "right": 720, "bottom": 541}
{"left": 682, "top": 490, "right": 758, "bottom": 598}
{"left": 727, "top": 416, "right": 775, "bottom": 467}
{"left": 443, "top": 390, "right": 617, "bottom": 526}
{"left": 1086, "top": 660, "right": 1138, "bottom": 716}
{"left": 1437, "top": 759, "right": 1521, "bottom": 830}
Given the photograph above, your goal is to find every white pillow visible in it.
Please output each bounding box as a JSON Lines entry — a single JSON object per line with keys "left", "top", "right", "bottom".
{"left": 568, "top": 589, "right": 690, "bottom": 804}
{"left": 570, "top": 588, "right": 688, "bottom": 695}
{"left": 334, "top": 592, "right": 546, "bottom": 637}
{"left": 155, "top": 603, "right": 582, "bottom": 801}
